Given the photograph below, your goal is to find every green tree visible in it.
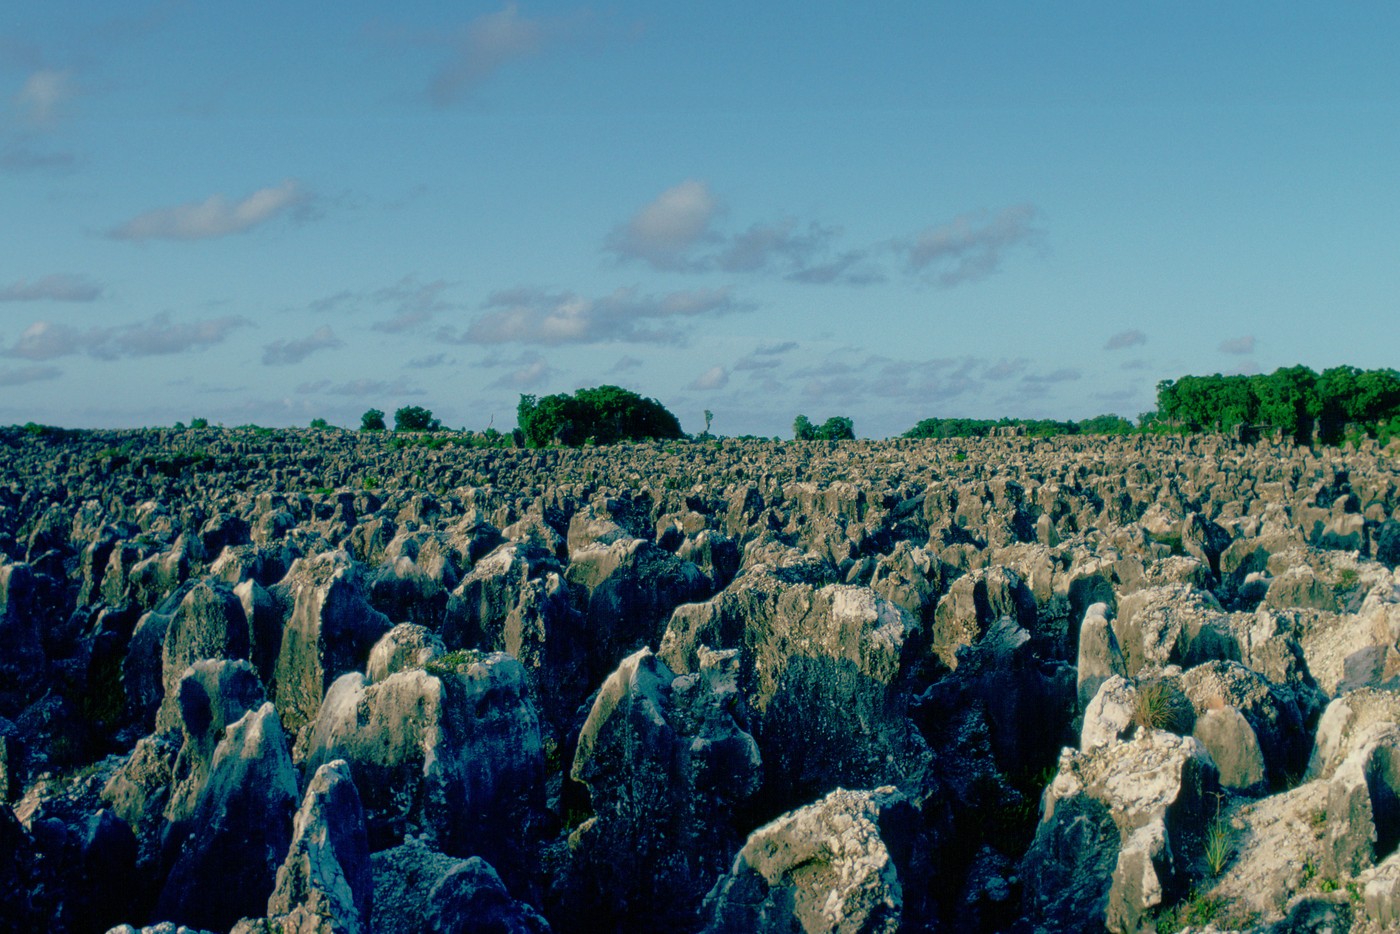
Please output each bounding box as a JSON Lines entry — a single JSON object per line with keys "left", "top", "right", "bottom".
{"left": 394, "top": 405, "right": 442, "bottom": 432}
{"left": 516, "top": 385, "right": 683, "bottom": 447}
{"left": 815, "top": 416, "right": 855, "bottom": 440}
{"left": 360, "top": 408, "right": 386, "bottom": 432}
{"left": 793, "top": 414, "right": 816, "bottom": 440}
{"left": 309, "top": 417, "right": 331, "bottom": 430}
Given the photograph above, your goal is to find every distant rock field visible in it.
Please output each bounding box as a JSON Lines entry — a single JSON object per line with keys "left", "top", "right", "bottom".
{"left": 2, "top": 425, "right": 1399, "bottom": 933}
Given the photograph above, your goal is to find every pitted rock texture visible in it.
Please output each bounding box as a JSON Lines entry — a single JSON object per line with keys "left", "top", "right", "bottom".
{"left": 0, "top": 426, "right": 1397, "bottom": 932}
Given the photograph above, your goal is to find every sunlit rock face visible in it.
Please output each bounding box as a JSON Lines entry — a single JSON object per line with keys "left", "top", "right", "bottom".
{"left": 2, "top": 425, "right": 1399, "bottom": 932}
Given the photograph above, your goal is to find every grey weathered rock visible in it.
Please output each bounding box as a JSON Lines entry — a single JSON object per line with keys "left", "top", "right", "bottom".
{"left": 1021, "top": 732, "right": 1219, "bottom": 933}
{"left": 302, "top": 652, "right": 544, "bottom": 893}
{"left": 661, "top": 572, "right": 930, "bottom": 815}
{"left": 370, "top": 839, "right": 548, "bottom": 934}
{"left": 1078, "top": 602, "right": 1128, "bottom": 712}
{"left": 154, "top": 582, "right": 251, "bottom": 733}
{"left": 442, "top": 542, "right": 587, "bottom": 734}
{"left": 264, "top": 759, "right": 373, "bottom": 934}
{"left": 565, "top": 536, "right": 711, "bottom": 682}
{"left": 563, "top": 647, "right": 760, "bottom": 928}
{"left": 1323, "top": 722, "right": 1400, "bottom": 878}
{"left": 155, "top": 702, "right": 299, "bottom": 931}
{"left": 701, "top": 786, "right": 913, "bottom": 934}
{"left": 930, "top": 565, "right": 1038, "bottom": 669}
{"left": 364, "top": 623, "right": 445, "bottom": 684}
{"left": 270, "top": 551, "right": 392, "bottom": 733}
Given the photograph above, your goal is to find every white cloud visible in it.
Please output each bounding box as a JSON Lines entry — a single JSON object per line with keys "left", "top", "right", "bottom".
{"left": 1219, "top": 335, "right": 1255, "bottom": 355}
{"left": 604, "top": 180, "right": 721, "bottom": 270}
{"left": 15, "top": 68, "right": 76, "bottom": 125}
{"left": 455, "top": 285, "right": 750, "bottom": 346}
{"left": 0, "top": 274, "right": 103, "bottom": 302}
{"left": 689, "top": 365, "right": 729, "bottom": 391}
{"left": 899, "top": 204, "right": 1043, "bottom": 286}
{"left": 108, "top": 180, "right": 308, "bottom": 241}
{"left": 609, "top": 355, "right": 644, "bottom": 373}
{"left": 262, "top": 326, "right": 343, "bottom": 366}
{"left": 3, "top": 313, "right": 247, "bottom": 361}
{"left": 1104, "top": 328, "right": 1147, "bottom": 350}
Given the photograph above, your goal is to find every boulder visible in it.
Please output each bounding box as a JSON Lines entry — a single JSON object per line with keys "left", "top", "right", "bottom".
{"left": 270, "top": 551, "right": 392, "bottom": 733}
{"left": 365, "top": 623, "right": 445, "bottom": 684}
{"left": 1020, "top": 732, "right": 1219, "bottom": 933}
{"left": 302, "top": 652, "right": 544, "bottom": 894}
{"left": 563, "top": 647, "right": 760, "bottom": 928}
{"left": 264, "top": 759, "right": 373, "bottom": 934}
{"left": 701, "top": 786, "right": 914, "bottom": 934}
{"left": 565, "top": 537, "right": 711, "bottom": 683}
{"left": 661, "top": 572, "right": 930, "bottom": 816}
{"left": 1077, "top": 602, "right": 1128, "bottom": 712}
{"left": 155, "top": 703, "right": 299, "bottom": 932}
{"left": 370, "top": 839, "right": 548, "bottom": 934}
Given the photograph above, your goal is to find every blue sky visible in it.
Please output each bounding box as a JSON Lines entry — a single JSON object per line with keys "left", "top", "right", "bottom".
{"left": 3, "top": 2, "right": 1397, "bottom": 437}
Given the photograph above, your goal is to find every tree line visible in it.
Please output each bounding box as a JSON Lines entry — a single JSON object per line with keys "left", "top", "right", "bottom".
{"left": 1154, "top": 365, "right": 1400, "bottom": 443}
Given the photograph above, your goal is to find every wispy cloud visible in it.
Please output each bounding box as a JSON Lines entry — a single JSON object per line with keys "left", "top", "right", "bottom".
{"left": 0, "top": 364, "right": 61, "bottom": 387}
{"left": 983, "top": 357, "right": 1028, "bottom": 380}
{"left": 262, "top": 326, "right": 343, "bottom": 366}
{"left": 1219, "top": 335, "right": 1255, "bottom": 355}
{"left": 609, "top": 355, "right": 644, "bottom": 373}
{"left": 3, "top": 312, "right": 247, "bottom": 361}
{"left": 426, "top": 2, "right": 592, "bottom": 106}
{"left": 369, "top": 276, "right": 458, "bottom": 333}
{"left": 0, "top": 145, "right": 77, "bottom": 173}
{"left": 485, "top": 351, "right": 558, "bottom": 389}
{"left": 898, "top": 204, "right": 1044, "bottom": 286}
{"left": 607, "top": 181, "right": 1036, "bottom": 287}
{"left": 1104, "top": 328, "right": 1146, "bottom": 350}
{"left": 107, "top": 180, "right": 310, "bottom": 241}
{"left": 0, "top": 274, "right": 103, "bottom": 303}
{"left": 15, "top": 68, "right": 77, "bottom": 126}
{"left": 1020, "top": 367, "right": 1081, "bottom": 385}
{"left": 295, "top": 376, "right": 423, "bottom": 397}
{"left": 449, "top": 285, "right": 751, "bottom": 346}
{"left": 405, "top": 352, "right": 452, "bottom": 369}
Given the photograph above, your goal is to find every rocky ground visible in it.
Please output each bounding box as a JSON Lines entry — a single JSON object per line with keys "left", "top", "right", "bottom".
{"left": 2, "top": 425, "right": 1399, "bottom": 933}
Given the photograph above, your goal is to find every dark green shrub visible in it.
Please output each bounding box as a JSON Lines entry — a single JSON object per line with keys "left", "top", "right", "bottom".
{"left": 360, "top": 408, "right": 386, "bottom": 432}
{"left": 394, "top": 405, "right": 441, "bottom": 432}
{"left": 517, "top": 385, "right": 682, "bottom": 447}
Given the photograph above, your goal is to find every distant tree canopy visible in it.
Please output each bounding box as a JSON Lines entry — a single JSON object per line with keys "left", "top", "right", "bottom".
{"left": 360, "top": 409, "right": 386, "bottom": 432}
{"left": 516, "top": 385, "right": 684, "bottom": 447}
{"left": 394, "top": 405, "right": 442, "bottom": 432}
{"left": 794, "top": 415, "right": 856, "bottom": 441}
{"left": 902, "top": 414, "right": 1135, "bottom": 440}
{"left": 1156, "top": 365, "right": 1400, "bottom": 443}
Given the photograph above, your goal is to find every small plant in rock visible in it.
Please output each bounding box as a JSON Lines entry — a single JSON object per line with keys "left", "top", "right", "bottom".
{"left": 1347, "top": 881, "right": 1364, "bottom": 904}
{"left": 1335, "top": 568, "right": 1360, "bottom": 590}
{"left": 1204, "top": 816, "right": 1233, "bottom": 876}
{"left": 1319, "top": 877, "right": 1339, "bottom": 893}
{"left": 1133, "top": 680, "right": 1186, "bottom": 732}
